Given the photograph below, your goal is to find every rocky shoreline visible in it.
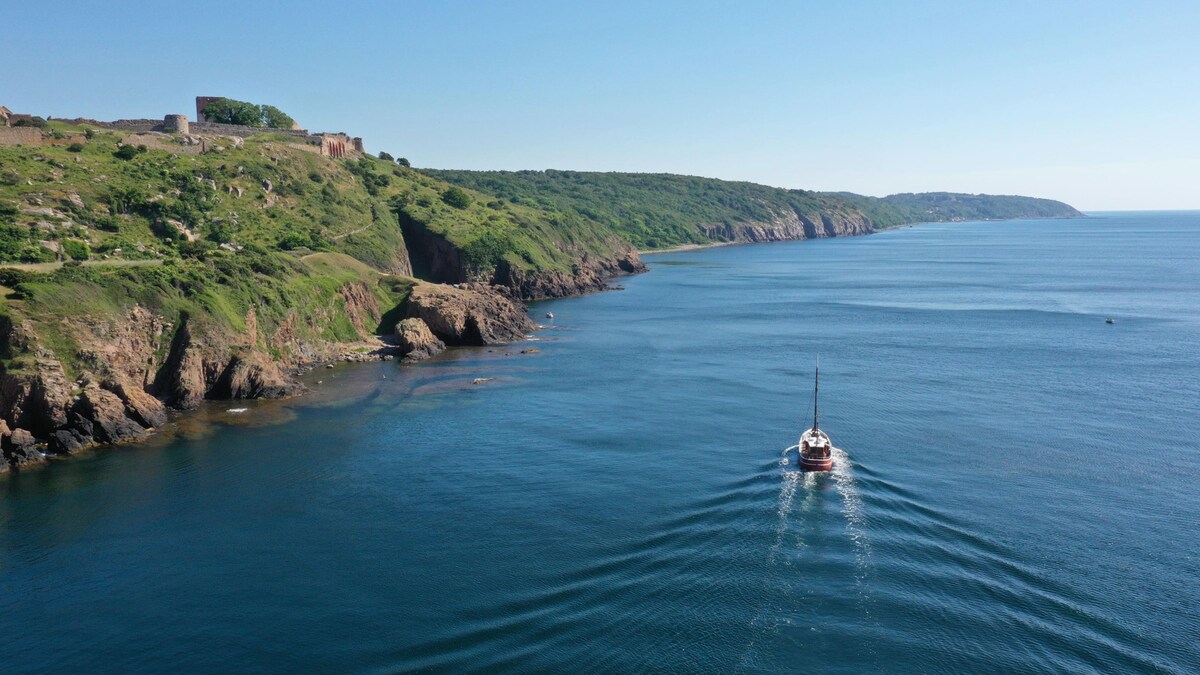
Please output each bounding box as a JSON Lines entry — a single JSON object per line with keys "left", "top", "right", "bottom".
{"left": 0, "top": 280, "right": 555, "bottom": 475}
{"left": 0, "top": 217, "right": 860, "bottom": 476}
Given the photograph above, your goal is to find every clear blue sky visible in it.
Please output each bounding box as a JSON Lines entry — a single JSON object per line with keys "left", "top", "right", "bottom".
{"left": 4, "top": 1, "right": 1198, "bottom": 210}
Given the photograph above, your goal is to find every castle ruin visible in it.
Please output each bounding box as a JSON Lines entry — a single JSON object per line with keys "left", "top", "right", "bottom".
{"left": 2, "top": 97, "right": 368, "bottom": 158}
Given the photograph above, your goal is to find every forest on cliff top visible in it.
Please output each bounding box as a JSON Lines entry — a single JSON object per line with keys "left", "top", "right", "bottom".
{"left": 422, "top": 169, "right": 1083, "bottom": 249}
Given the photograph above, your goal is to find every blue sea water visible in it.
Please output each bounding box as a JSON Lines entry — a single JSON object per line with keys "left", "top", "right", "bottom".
{"left": 2, "top": 212, "right": 1199, "bottom": 672}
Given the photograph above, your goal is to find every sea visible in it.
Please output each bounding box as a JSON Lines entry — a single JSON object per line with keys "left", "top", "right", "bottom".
{"left": 2, "top": 212, "right": 1198, "bottom": 673}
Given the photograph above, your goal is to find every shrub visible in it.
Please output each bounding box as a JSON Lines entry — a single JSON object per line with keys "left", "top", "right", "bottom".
{"left": 113, "top": 145, "right": 141, "bottom": 160}
{"left": 377, "top": 151, "right": 394, "bottom": 162}
{"left": 177, "top": 239, "right": 216, "bottom": 258}
{"left": 13, "top": 116, "right": 49, "bottom": 129}
{"left": 106, "top": 186, "right": 147, "bottom": 214}
{"left": 396, "top": 157, "right": 411, "bottom": 167}
{"left": 62, "top": 239, "right": 90, "bottom": 261}
{"left": 19, "top": 244, "right": 55, "bottom": 263}
{"left": 0, "top": 267, "right": 39, "bottom": 288}
{"left": 67, "top": 142, "right": 85, "bottom": 153}
{"left": 278, "top": 231, "right": 313, "bottom": 250}
{"left": 442, "top": 187, "right": 472, "bottom": 209}
{"left": 84, "top": 128, "right": 95, "bottom": 139}
{"left": 462, "top": 230, "right": 514, "bottom": 269}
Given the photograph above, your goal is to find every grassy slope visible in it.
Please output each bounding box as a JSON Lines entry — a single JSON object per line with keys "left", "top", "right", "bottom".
{"left": 422, "top": 170, "right": 1083, "bottom": 249}
{"left": 0, "top": 124, "right": 624, "bottom": 373}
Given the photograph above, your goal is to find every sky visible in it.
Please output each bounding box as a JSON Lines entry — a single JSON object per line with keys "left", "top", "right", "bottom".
{"left": 4, "top": 0, "right": 1198, "bottom": 210}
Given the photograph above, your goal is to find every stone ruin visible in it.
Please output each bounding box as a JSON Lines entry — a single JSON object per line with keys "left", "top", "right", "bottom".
{"left": 8, "top": 97, "right": 368, "bottom": 158}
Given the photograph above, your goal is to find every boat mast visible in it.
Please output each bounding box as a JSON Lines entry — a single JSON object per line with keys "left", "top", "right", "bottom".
{"left": 812, "top": 358, "right": 819, "bottom": 432}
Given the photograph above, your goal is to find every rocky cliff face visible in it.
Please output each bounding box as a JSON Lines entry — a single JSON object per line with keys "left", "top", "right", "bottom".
{"left": 0, "top": 277, "right": 553, "bottom": 474}
{"left": 406, "top": 282, "right": 536, "bottom": 346}
{"left": 699, "top": 207, "right": 875, "bottom": 243}
{"left": 398, "top": 211, "right": 647, "bottom": 300}
{"left": 0, "top": 307, "right": 310, "bottom": 472}
{"left": 492, "top": 250, "right": 646, "bottom": 299}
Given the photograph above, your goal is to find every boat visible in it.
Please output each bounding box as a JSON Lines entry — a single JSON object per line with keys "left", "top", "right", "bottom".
{"left": 791, "top": 361, "right": 834, "bottom": 472}
{"left": 546, "top": 311, "right": 554, "bottom": 319}
{"left": 1106, "top": 317, "right": 1115, "bottom": 324}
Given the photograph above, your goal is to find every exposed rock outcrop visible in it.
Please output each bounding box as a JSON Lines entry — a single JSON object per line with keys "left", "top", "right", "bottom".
{"left": 2, "top": 426, "right": 43, "bottom": 470}
{"left": 406, "top": 283, "right": 535, "bottom": 346}
{"left": 698, "top": 208, "right": 874, "bottom": 243}
{"left": 493, "top": 250, "right": 646, "bottom": 299}
{"left": 395, "top": 318, "right": 445, "bottom": 362}
{"left": 397, "top": 210, "right": 646, "bottom": 299}
{"left": 211, "top": 351, "right": 304, "bottom": 400}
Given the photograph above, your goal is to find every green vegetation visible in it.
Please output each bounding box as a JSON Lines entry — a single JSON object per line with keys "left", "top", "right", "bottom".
{"left": 0, "top": 118, "right": 1082, "bottom": 379}
{"left": 0, "top": 122, "right": 633, "bottom": 372}
{"left": 200, "top": 98, "right": 296, "bottom": 129}
{"left": 423, "top": 170, "right": 1083, "bottom": 249}
{"left": 441, "top": 186, "right": 472, "bottom": 209}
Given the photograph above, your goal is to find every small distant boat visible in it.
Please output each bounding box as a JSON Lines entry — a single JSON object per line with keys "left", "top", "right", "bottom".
{"left": 545, "top": 311, "right": 554, "bottom": 319}
{"left": 1105, "top": 317, "right": 1115, "bottom": 324}
{"left": 786, "top": 360, "right": 834, "bottom": 472}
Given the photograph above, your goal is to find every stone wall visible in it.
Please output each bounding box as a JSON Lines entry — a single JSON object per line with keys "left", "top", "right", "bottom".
{"left": 0, "top": 127, "right": 47, "bottom": 147}
{"left": 50, "top": 118, "right": 164, "bottom": 132}
{"left": 42, "top": 112, "right": 363, "bottom": 159}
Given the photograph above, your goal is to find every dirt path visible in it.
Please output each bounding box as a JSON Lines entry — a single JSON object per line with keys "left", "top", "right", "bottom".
{"left": 0, "top": 258, "right": 164, "bottom": 272}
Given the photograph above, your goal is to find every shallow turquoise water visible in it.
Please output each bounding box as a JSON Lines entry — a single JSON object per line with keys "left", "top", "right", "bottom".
{"left": 3, "top": 213, "right": 1199, "bottom": 672}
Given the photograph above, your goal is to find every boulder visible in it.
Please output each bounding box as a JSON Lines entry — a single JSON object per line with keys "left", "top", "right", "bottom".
{"left": 406, "top": 283, "right": 535, "bottom": 346}
{"left": 74, "top": 386, "right": 147, "bottom": 444}
{"left": 214, "top": 351, "right": 303, "bottom": 400}
{"left": 395, "top": 318, "right": 445, "bottom": 362}
{"left": 106, "top": 379, "right": 168, "bottom": 428}
{"left": 3, "top": 427, "right": 44, "bottom": 468}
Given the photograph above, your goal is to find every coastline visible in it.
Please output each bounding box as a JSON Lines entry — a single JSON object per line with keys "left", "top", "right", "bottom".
{"left": 0, "top": 216, "right": 1064, "bottom": 477}
{"left": 640, "top": 241, "right": 742, "bottom": 255}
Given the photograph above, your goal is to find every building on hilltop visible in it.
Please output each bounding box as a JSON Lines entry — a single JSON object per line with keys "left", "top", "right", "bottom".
{"left": 37, "top": 98, "right": 367, "bottom": 159}
{"left": 194, "top": 96, "right": 359, "bottom": 157}
{"left": 194, "top": 96, "right": 222, "bottom": 123}
{"left": 0, "top": 106, "right": 11, "bottom": 126}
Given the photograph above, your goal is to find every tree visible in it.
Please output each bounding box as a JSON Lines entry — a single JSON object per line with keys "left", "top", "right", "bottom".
{"left": 200, "top": 98, "right": 261, "bottom": 126}
{"left": 199, "top": 98, "right": 296, "bottom": 128}
{"left": 396, "top": 157, "right": 411, "bottom": 167}
{"left": 442, "top": 187, "right": 472, "bottom": 209}
{"left": 377, "top": 151, "right": 394, "bottom": 162}
{"left": 260, "top": 104, "right": 295, "bottom": 129}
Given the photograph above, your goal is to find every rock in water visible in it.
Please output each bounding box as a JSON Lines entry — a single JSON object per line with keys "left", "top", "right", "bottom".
{"left": 395, "top": 318, "right": 445, "bottom": 362}
{"left": 3, "top": 427, "right": 44, "bottom": 469}
{"left": 406, "top": 283, "right": 535, "bottom": 346}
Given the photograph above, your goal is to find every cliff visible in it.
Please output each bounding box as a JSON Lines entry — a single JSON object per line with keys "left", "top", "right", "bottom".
{"left": 0, "top": 118, "right": 1084, "bottom": 475}
{"left": 0, "top": 263, "right": 535, "bottom": 472}
{"left": 1, "top": 120, "right": 637, "bottom": 473}
{"left": 421, "top": 170, "right": 1084, "bottom": 249}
